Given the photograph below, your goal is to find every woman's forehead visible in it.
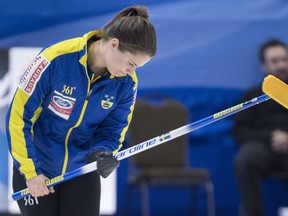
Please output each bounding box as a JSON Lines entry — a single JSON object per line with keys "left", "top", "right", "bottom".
{"left": 121, "top": 51, "right": 151, "bottom": 66}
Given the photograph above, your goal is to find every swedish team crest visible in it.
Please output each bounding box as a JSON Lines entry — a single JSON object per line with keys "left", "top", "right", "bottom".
{"left": 101, "top": 94, "right": 114, "bottom": 109}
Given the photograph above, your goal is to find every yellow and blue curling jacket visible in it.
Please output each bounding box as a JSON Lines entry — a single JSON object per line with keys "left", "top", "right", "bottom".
{"left": 6, "top": 30, "right": 137, "bottom": 180}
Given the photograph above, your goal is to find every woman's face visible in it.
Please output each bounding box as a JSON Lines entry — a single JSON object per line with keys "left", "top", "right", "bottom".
{"left": 105, "top": 38, "right": 151, "bottom": 77}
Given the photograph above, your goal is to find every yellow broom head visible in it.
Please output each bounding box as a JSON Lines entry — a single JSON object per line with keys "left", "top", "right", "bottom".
{"left": 262, "top": 75, "right": 288, "bottom": 109}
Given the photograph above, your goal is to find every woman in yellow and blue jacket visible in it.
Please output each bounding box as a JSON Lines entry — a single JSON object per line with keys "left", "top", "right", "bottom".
{"left": 6, "top": 5, "right": 156, "bottom": 216}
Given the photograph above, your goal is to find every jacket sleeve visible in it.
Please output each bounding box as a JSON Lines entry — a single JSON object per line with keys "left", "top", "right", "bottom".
{"left": 6, "top": 52, "right": 54, "bottom": 180}
{"left": 232, "top": 91, "right": 271, "bottom": 145}
{"left": 89, "top": 78, "right": 138, "bottom": 155}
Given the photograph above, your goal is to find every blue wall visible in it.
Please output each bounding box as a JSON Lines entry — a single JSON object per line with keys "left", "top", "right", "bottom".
{"left": 1, "top": 1, "right": 288, "bottom": 215}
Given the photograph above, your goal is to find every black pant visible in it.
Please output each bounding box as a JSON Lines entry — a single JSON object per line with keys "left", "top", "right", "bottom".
{"left": 234, "top": 142, "right": 288, "bottom": 216}
{"left": 13, "top": 166, "right": 101, "bottom": 216}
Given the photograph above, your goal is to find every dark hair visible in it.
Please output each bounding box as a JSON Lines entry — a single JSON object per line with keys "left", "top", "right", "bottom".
{"left": 102, "top": 6, "right": 156, "bottom": 57}
{"left": 259, "top": 39, "right": 287, "bottom": 63}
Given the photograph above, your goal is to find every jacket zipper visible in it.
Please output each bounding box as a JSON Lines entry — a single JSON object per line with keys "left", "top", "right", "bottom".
{"left": 61, "top": 73, "right": 92, "bottom": 174}
{"left": 61, "top": 74, "right": 101, "bottom": 174}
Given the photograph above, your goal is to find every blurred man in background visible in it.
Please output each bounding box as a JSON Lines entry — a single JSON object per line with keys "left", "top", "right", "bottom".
{"left": 233, "top": 39, "right": 288, "bottom": 216}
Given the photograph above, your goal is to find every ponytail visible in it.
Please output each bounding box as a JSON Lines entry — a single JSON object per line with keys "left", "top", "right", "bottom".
{"left": 102, "top": 6, "right": 156, "bottom": 57}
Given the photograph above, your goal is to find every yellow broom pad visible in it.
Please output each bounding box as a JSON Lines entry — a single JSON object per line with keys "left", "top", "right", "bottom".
{"left": 262, "top": 75, "right": 288, "bottom": 109}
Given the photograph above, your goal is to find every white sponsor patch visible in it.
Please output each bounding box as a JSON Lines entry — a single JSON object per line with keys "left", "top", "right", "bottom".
{"left": 19, "top": 54, "right": 50, "bottom": 95}
{"left": 48, "top": 90, "right": 76, "bottom": 120}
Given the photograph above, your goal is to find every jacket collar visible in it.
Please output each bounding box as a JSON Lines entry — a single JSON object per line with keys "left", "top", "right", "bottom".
{"left": 79, "top": 30, "right": 107, "bottom": 68}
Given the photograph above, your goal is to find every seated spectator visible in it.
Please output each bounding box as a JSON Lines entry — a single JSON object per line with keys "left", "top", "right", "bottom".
{"left": 233, "top": 39, "right": 288, "bottom": 216}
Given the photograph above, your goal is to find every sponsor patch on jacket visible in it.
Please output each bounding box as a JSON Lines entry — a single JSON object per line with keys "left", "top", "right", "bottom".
{"left": 19, "top": 54, "right": 50, "bottom": 95}
{"left": 48, "top": 90, "right": 76, "bottom": 120}
{"left": 101, "top": 95, "right": 114, "bottom": 109}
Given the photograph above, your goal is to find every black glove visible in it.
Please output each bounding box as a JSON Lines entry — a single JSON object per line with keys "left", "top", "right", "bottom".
{"left": 88, "top": 150, "right": 120, "bottom": 178}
